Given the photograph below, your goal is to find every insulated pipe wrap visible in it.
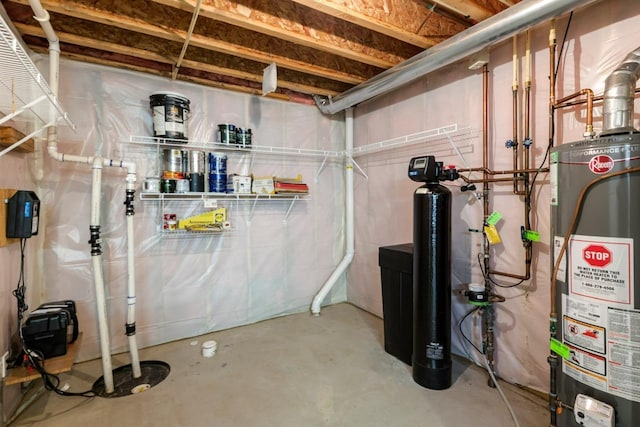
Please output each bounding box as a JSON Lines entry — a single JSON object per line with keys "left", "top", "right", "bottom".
{"left": 602, "top": 47, "right": 640, "bottom": 135}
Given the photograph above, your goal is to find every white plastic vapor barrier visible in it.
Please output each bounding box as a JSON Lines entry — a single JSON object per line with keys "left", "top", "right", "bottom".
{"left": 347, "top": 0, "right": 640, "bottom": 394}
{"left": 31, "top": 59, "right": 346, "bottom": 362}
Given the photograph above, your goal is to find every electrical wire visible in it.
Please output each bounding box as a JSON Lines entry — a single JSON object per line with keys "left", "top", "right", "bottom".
{"left": 477, "top": 253, "right": 524, "bottom": 288}
{"left": 11, "top": 238, "right": 96, "bottom": 398}
{"left": 554, "top": 12, "right": 573, "bottom": 84}
{"left": 458, "top": 306, "right": 483, "bottom": 355}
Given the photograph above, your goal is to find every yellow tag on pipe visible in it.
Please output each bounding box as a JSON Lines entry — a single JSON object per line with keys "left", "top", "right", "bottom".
{"left": 484, "top": 224, "right": 502, "bottom": 245}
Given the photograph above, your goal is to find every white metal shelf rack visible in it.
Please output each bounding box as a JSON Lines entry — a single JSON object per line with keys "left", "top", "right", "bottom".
{"left": 0, "top": 13, "right": 74, "bottom": 156}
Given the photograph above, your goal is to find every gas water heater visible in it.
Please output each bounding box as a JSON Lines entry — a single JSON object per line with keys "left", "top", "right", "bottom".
{"left": 409, "top": 156, "right": 458, "bottom": 390}
{"left": 551, "top": 48, "right": 640, "bottom": 427}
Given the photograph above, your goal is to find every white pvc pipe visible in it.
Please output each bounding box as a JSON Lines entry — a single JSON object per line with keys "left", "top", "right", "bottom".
{"left": 311, "top": 108, "right": 355, "bottom": 315}
{"left": 28, "top": 0, "right": 139, "bottom": 393}
{"left": 91, "top": 157, "right": 114, "bottom": 394}
{"left": 126, "top": 212, "right": 141, "bottom": 378}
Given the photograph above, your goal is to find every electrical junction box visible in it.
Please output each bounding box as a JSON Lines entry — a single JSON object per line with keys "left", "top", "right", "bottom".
{"left": 574, "top": 394, "right": 615, "bottom": 427}
{"left": 6, "top": 190, "right": 40, "bottom": 238}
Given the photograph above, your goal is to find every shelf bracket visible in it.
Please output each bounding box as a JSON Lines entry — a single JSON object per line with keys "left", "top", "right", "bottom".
{"left": 346, "top": 153, "right": 368, "bottom": 180}
{"left": 282, "top": 196, "right": 298, "bottom": 224}
{"left": 248, "top": 194, "right": 260, "bottom": 223}
{"left": 447, "top": 134, "right": 469, "bottom": 168}
{"left": 315, "top": 155, "right": 328, "bottom": 182}
{"left": 0, "top": 120, "right": 53, "bottom": 157}
{"left": 0, "top": 95, "right": 47, "bottom": 127}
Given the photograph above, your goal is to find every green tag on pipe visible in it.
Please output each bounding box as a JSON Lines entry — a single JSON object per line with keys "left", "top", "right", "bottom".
{"left": 486, "top": 211, "right": 502, "bottom": 226}
{"left": 524, "top": 230, "right": 540, "bottom": 242}
{"left": 550, "top": 338, "right": 570, "bottom": 360}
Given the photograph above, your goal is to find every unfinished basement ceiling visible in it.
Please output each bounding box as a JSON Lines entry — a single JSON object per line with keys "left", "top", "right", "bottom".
{"left": 2, "top": 0, "right": 519, "bottom": 104}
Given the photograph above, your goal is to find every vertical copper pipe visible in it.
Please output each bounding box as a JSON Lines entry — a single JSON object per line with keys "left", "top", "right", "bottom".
{"left": 512, "top": 36, "right": 520, "bottom": 194}
{"left": 482, "top": 64, "right": 490, "bottom": 231}
{"left": 548, "top": 20, "right": 558, "bottom": 427}
{"left": 512, "top": 88, "right": 519, "bottom": 194}
{"left": 549, "top": 19, "right": 557, "bottom": 149}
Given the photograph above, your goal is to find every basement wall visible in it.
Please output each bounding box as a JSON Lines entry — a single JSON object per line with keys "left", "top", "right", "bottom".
{"left": 347, "top": 0, "right": 640, "bottom": 393}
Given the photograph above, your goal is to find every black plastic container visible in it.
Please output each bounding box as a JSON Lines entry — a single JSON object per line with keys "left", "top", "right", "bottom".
{"left": 22, "top": 308, "right": 71, "bottom": 359}
{"left": 378, "top": 244, "right": 414, "bottom": 366}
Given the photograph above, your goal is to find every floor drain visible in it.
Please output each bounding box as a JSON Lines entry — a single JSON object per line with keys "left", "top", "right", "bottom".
{"left": 92, "top": 360, "right": 170, "bottom": 398}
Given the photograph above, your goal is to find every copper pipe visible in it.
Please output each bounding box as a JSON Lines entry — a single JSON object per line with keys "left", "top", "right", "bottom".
{"left": 482, "top": 64, "right": 491, "bottom": 291}
{"left": 549, "top": 20, "right": 557, "bottom": 106}
{"left": 548, "top": 20, "right": 557, "bottom": 152}
{"left": 512, "top": 88, "right": 520, "bottom": 194}
{"left": 556, "top": 88, "right": 640, "bottom": 108}
{"left": 488, "top": 269, "right": 529, "bottom": 280}
{"left": 523, "top": 81, "right": 532, "bottom": 197}
{"left": 463, "top": 177, "right": 521, "bottom": 184}
{"left": 554, "top": 88, "right": 594, "bottom": 136}
{"left": 512, "top": 36, "right": 520, "bottom": 195}
{"left": 458, "top": 166, "right": 548, "bottom": 175}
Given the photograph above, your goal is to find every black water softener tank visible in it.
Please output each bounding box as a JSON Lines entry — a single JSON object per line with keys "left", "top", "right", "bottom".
{"left": 408, "top": 155, "right": 456, "bottom": 390}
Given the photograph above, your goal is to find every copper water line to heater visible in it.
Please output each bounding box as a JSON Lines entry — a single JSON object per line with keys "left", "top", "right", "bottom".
{"left": 511, "top": 36, "right": 520, "bottom": 194}
{"left": 480, "top": 63, "right": 496, "bottom": 380}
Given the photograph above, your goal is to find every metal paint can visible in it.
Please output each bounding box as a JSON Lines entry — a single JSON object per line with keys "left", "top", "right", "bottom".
{"left": 209, "top": 172, "right": 227, "bottom": 193}
{"left": 149, "top": 92, "right": 190, "bottom": 141}
{"left": 175, "top": 179, "right": 190, "bottom": 193}
{"left": 163, "top": 149, "right": 184, "bottom": 173}
{"left": 236, "top": 128, "right": 252, "bottom": 148}
{"left": 185, "top": 150, "right": 205, "bottom": 174}
{"left": 218, "top": 124, "right": 236, "bottom": 144}
{"left": 188, "top": 173, "right": 205, "bottom": 192}
{"left": 142, "top": 177, "right": 161, "bottom": 193}
{"left": 208, "top": 152, "right": 227, "bottom": 173}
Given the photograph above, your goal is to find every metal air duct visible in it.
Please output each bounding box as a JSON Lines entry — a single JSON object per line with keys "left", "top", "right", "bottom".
{"left": 315, "top": 0, "right": 602, "bottom": 115}
{"left": 601, "top": 46, "right": 640, "bottom": 135}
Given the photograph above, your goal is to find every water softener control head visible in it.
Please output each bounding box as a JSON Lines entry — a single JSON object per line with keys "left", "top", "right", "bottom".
{"left": 408, "top": 156, "right": 459, "bottom": 183}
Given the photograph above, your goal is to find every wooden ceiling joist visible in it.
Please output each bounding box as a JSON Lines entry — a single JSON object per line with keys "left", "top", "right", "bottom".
{"left": 150, "top": 0, "right": 418, "bottom": 68}
{"left": 2, "top": 0, "right": 520, "bottom": 103}
{"left": 7, "top": 0, "right": 372, "bottom": 85}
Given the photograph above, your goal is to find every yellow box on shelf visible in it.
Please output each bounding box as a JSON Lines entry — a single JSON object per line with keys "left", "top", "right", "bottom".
{"left": 178, "top": 207, "right": 227, "bottom": 231}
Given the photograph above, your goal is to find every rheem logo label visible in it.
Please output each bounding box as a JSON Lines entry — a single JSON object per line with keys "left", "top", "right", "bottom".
{"left": 588, "top": 155, "right": 614, "bottom": 174}
{"left": 583, "top": 245, "right": 612, "bottom": 268}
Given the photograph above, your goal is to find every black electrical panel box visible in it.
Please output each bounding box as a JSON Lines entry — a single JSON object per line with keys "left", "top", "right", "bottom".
{"left": 6, "top": 190, "right": 40, "bottom": 238}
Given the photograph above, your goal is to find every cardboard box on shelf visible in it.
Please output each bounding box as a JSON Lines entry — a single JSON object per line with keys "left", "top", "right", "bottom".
{"left": 251, "top": 176, "right": 275, "bottom": 194}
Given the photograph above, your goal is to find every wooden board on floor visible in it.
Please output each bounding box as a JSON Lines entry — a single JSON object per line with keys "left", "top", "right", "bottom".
{"left": 0, "top": 188, "right": 18, "bottom": 247}
{"left": 4, "top": 333, "right": 83, "bottom": 386}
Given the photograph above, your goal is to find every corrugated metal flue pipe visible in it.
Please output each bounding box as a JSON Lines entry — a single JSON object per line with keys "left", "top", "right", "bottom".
{"left": 314, "top": 0, "right": 602, "bottom": 115}
{"left": 602, "top": 46, "right": 640, "bottom": 135}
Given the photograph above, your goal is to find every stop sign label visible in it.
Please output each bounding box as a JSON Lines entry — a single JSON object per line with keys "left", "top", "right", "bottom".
{"left": 583, "top": 245, "right": 612, "bottom": 267}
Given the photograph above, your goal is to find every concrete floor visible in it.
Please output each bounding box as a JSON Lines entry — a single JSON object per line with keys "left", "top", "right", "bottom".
{"left": 12, "top": 303, "right": 548, "bottom": 426}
